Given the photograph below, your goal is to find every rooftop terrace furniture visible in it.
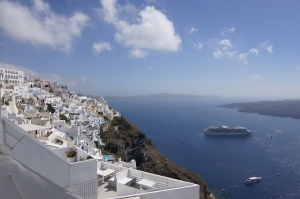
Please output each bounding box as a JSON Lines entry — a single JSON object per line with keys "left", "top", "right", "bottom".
{"left": 136, "top": 179, "right": 155, "bottom": 190}
{"left": 108, "top": 176, "right": 135, "bottom": 188}
{"left": 97, "top": 169, "right": 116, "bottom": 183}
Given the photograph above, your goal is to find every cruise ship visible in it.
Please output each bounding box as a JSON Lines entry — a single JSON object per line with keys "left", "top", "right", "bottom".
{"left": 204, "top": 125, "right": 253, "bottom": 135}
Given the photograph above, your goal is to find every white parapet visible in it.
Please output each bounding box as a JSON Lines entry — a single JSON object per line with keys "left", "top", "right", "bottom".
{"left": 1, "top": 115, "right": 98, "bottom": 199}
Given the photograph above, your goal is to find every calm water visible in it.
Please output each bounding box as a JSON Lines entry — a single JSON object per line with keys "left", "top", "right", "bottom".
{"left": 106, "top": 98, "right": 300, "bottom": 199}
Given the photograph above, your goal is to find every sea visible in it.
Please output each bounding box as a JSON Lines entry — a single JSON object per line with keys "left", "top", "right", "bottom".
{"left": 105, "top": 98, "right": 300, "bottom": 199}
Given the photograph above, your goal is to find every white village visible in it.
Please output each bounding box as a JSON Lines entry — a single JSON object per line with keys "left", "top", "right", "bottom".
{"left": 0, "top": 67, "right": 199, "bottom": 199}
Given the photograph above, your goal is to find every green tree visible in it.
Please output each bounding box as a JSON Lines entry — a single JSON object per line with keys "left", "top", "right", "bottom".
{"left": 47, "top": 103, "right": 55, "bottom": 113}
{"left": 59, "top": 114, "right": 70, "bottom": 124}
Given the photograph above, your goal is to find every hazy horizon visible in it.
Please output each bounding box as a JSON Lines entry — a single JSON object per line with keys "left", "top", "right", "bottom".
{"left": 90, "top": 93, "right": 296, "bottom": 102}
{"left": 1, "top": 0, "right": 300, "bottom": 99}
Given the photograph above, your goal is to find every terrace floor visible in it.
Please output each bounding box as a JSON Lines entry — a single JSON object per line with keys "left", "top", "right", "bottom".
{"left": 97, "top": 178, "right": 149, "bottom": 199}
{"left": 97, "top": 179, "right": 117, "bottom": 199}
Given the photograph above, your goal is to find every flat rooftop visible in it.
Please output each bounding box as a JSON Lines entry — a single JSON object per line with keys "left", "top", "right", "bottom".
{"left": 98, "top": 179, "right": 117, "bottom": 199}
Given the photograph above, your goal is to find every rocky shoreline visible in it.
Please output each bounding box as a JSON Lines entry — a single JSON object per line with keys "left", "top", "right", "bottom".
{"left": 99, "top": 116, "right": 216, "bottom": 199}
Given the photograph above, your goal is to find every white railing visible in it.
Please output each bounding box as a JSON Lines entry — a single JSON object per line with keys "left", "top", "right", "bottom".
{"left": 127, "top": 169, "right": 193, "bottom": 189}
{"left": 2, "top": 115, "right": 98, "bottom": 190}
{"left": 100, "top": 161, "right": 124, "bottom": 171}
{"left": 115, "top": 183, "right": 199, "bottom": 199}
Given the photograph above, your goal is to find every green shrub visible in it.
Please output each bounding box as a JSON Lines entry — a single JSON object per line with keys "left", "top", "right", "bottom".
{"left": 59, "top": 114, "right": 70, "bottom": 123}
{"left": 47, "top": 103, "right": 55, "bottom": 113}
{"left": 86, "top": 155, "right": 93, "bottom": 160}
{"left": 66, "top": 149, "right": 77, "bottom": 157}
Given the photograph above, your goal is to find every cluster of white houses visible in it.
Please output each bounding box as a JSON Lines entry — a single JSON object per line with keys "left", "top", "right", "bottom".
{"left": 0, "top": 68, "right": 199, "bottom": 199}
{"left": 0, "top": 67, "right": 24, "bottom": 86}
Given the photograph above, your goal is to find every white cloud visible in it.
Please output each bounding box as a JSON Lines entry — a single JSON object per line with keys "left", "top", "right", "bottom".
{"left": 219, "top": 39, "right": 232, "bottom": 47}
{"left": 0, "top": 62, "right": 78, "bottom": 86}
{"left": 260, "top": 41, "right": 273, "bottom": 53}
{"left": 81, "top": 77, "right": 86, "bottom": 82}
{"left": 238, "top": 53, "right": 248, "bottom": 64}
{"left": 213, "top": 48, "right": 248, "bottom": 64}
{"left": 33, "top": 0, "right": 49, "bottom": 12}
{"left": 101, "top": 0, "right": 118, "bottom": 23}
{"left": 129, "top": 49, "right": 148, "bottom": 59}
{"left": 249, "top": 48, "right": 259, "bottom": 55}
{"left": 189, "top": 27, "right": 198, "bottom": 34}
{"left": 117, "top": 3, "right": 137, "bottom": 18}
{"left": 266, "top": 46, "right": 273, "bottom": 53}
{"left": 251, "top": 75, "right": 261, "bottom": 79}
{"left": 0, "top": 0, "right": 89, "bottom": 53}
{"left": 145, "top": 0, "right": 156, "bottom": 3}
{"left": 114, "top": 7, "right": 181, "bottom": 51}
{"left": 93, "top": 41, "right": 112, "bottom": 54}
{"left": 100, "top": 0, "right": 181, "bottom": 58}
{"left": 213, "top": 48, "right": 242, "bottom": 60}
{"left": 221, "top": 26, "right": 235, "bottom": 36}
{"left": 213, "top": 49, "right": 226, "bottom": 59}
{"left": 211, "top": 38, "right": 251, "bottom": 64}
{"left": 193, "top": 41, "right": 203, "bottom": 50}
{"left": 147, "top": 66, "right": 156, "bottom": 70}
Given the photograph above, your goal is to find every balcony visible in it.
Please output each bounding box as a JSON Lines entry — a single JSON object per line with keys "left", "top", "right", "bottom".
{"left": 96, "top": 162, "right": 199, "bottom": 199}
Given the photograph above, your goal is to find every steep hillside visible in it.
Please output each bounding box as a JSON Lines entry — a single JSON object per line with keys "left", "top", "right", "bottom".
{"left": 99, "top": 116, "right": 215, "bottom": 199}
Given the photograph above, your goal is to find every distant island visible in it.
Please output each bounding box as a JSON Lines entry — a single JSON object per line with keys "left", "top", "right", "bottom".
{"left": 218, "top": 99, "right": 300, "bottom": 119}
{"left": 103, "top": 93, "right": 222, "bottom": 100}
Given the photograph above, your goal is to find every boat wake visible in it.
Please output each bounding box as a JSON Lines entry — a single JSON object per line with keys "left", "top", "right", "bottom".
{"left": 226, "top": 184, "right": 241, "bottom": 189}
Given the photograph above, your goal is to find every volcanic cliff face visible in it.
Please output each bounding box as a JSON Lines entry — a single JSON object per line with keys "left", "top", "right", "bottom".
{"left": 100, "top": 116, "right": 215, "bottom": 199}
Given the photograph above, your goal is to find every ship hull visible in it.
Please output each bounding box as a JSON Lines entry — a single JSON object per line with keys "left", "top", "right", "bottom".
{"left": 204, "top": 131, "right": 252, "bottom": 135}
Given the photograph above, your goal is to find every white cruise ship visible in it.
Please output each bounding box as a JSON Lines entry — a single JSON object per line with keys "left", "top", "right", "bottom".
{"left": 204, "top": 125, "right": 253, "bottom": 135}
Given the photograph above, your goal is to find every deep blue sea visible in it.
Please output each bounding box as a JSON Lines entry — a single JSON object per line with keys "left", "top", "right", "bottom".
{"left": 106, "top": 98, "right": 300, "bottom": 199}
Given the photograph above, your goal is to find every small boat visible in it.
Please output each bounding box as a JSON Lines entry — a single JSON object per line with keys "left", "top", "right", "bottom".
{"left": 244, "top": 177, "right": 261, "bottom": 185}
{"left": 276, "top": 128, "right": 281, "bottom": 133}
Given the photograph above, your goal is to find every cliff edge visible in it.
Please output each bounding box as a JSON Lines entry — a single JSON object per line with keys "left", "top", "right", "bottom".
{"left": 99, "top": 116, "right": 215, "bottom": 199}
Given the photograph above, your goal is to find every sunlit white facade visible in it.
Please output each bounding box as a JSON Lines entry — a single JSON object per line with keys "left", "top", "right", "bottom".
{"left": 0, "top": 67, "right": 24, "bottom": 86}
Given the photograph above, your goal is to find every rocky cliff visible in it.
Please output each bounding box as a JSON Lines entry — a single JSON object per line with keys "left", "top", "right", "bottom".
{"left": 99, "top": 116, "right": 215, "bottom": 199}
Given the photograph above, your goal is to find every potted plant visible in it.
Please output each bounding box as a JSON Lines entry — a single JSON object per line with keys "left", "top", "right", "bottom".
{"left": 66, "top": 148, "right": 77, "bottom": 163}
{"left": 86, "top": 155, "right": 93, "bottom": 160}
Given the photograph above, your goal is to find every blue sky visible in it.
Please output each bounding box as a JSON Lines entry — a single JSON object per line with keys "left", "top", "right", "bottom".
{"left": 0, "top": 0, "right": 300, "bottom": 99}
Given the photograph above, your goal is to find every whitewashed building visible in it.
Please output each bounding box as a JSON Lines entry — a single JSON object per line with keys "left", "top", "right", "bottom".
{"left": 45, "top": 97, "right": 62, "bottom": 104}
{"left": 0, "top": 111, "right": 200, "bottom": 199}
{"left": 0, "top": 67, "right": 24, "bottom": 86}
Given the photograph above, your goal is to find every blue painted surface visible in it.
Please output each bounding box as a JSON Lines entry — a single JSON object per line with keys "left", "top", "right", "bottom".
{"left": 104, "top": 155, "right": 111, "bottom": 161}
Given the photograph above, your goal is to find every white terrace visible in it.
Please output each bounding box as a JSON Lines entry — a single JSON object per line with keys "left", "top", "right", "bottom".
{"left": 0, "top": 112, "right": 200, "bottom": 199}
{"left": 96, "top": 161, "right": 199, "bottom": 199}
